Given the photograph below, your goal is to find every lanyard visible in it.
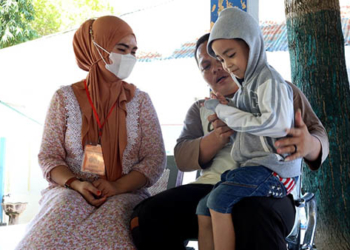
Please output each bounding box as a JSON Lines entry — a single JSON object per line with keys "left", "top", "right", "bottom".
{"left": 84, "top": 80, "right": 117, "bottom": 143}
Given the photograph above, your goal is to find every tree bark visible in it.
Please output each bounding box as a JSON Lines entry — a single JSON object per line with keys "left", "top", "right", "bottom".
{"left": 285, "top": 0, "right": 350, "bottom": 249}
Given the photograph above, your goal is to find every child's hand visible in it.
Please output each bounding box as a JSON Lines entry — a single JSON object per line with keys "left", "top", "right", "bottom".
{"left": 202, "top": 92, "right": 228, "bottom": 108}
{"left": 204, "top": 99, "right": 220, "bottom": 111}
{"left": 210, "top": 92, "right": 218, "bottom": 99}
{"left": 200, "top": 97, "right": 211, "bottom": 107}
{"left": 212, "top": 92, "right": 228, "bottom": 105}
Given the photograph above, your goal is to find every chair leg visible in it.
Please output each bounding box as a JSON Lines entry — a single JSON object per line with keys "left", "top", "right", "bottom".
{"left": 301, "top": 197, "right": 317, "bottom": 250}
{"left": 286, "top": 221, "right": 301, "bottom": 250}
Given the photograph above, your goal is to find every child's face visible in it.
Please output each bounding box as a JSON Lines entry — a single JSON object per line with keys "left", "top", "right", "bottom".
{"left": 211, "top": 39, "right": 249, "bottom": 79}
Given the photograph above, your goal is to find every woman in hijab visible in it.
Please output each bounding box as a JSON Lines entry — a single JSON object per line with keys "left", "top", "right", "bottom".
{"left": 16, "top": 15, "right": 166, "bottom": 249}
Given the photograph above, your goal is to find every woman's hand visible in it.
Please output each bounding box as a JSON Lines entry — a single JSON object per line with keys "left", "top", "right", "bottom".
{"left": 199, "top": 113, "right": 234, "bottom": 165}
{"left": 92, "top": 179, "right": 121, "bottom": 198}
{"left": 275, "top": 109, "right": 321, "bottom": 162}
{"left": 71, "top": 180, "right": 107, "bottom": 207}
{"left": 208, "top": 113, "right": 234, "bottom": 146}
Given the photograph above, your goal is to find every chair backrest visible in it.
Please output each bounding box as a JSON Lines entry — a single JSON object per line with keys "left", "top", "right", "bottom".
{"left": 147, "top": 155, "right": 184, "bottom": 196}
{"left": 165, "top": 155, "right": 184, "bottom": 189}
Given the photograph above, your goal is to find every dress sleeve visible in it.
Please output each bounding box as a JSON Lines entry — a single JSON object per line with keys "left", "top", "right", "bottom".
{"left": 289, "top": 82, "right": 329, "bottom": 170}
{"left": 215, "top": 80, "right": 294, "bottom": 138}
{"left": 174, "top": 101, "right": 206, "bottom": 171}
{"left": 131, "top": 92, "right": 166, "bottom": 187}
{"left": 38, "top": 89, "right": 68, "bottom": 183}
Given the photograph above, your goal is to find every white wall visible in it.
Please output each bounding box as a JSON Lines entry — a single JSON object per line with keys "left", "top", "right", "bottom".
{"left": 128, "top": 58, "right": 210, "bottom": 154}
{"left": 0, "top": 104, "right": 45, "bottom": 224}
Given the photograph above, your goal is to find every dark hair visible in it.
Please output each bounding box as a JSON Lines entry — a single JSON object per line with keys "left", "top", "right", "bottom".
{"left": 194, "top": 33, "right": 210, "bottom": 65}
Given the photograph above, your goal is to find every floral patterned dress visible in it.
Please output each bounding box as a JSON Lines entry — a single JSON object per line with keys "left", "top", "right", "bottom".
{"left": 16, "top": 86, "right": 166, "bottom": 250}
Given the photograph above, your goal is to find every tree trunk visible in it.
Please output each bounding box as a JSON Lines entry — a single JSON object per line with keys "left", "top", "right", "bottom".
{"left": 285, "top": 0, "right": 350, "bottom": 249}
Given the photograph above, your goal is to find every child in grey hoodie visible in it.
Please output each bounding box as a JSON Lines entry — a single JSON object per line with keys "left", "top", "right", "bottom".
{"left": 196, "top": 7, "right": 301, "bottom": 250}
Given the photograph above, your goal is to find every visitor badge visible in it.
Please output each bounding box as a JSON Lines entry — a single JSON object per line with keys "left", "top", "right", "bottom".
{"left": 81, "top": 144, "right": 106, "bottom": 176}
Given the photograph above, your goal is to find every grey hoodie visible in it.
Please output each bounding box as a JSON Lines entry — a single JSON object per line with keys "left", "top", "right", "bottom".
{"left": 206, "top": 7, "right": 301, "bottom": 178}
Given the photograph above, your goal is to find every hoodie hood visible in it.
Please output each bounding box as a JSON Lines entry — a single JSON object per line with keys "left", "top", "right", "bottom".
{"left": 208, "top": 7, "right": 267, "bottom": 82}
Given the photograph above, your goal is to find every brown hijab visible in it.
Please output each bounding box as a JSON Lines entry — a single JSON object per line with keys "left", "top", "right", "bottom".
{"left": 71, "top": 16, "right": 136, "bottom": 181}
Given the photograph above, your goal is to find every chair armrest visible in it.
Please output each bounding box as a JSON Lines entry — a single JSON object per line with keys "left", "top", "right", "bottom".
{"left": 294, "top": 192, "right": 315, "bottom": 207}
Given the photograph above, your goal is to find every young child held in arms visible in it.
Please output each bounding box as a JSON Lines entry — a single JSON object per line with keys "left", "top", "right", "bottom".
{"left": 196, "top": 7, "right": 301, "bottom": 250}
